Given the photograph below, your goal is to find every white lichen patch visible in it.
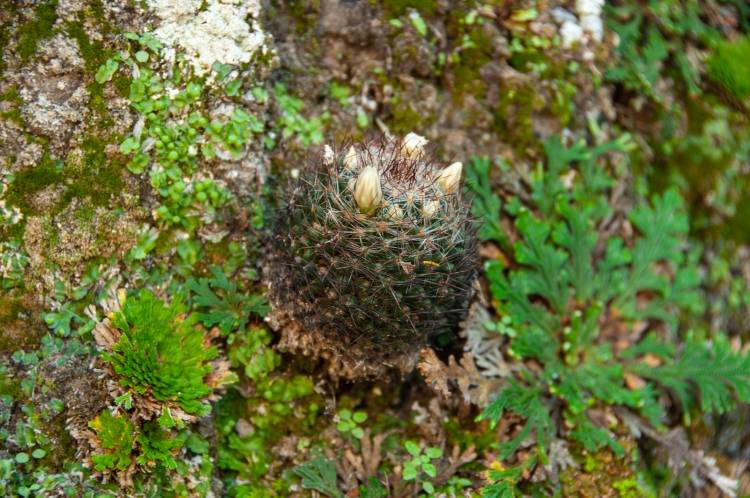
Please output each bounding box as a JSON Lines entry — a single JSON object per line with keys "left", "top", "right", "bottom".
{"left": 576, "top": 0, "right": 605, "bottom": 43}
{"left": 148, "top": 0, "right": 268, "bottom": 75}
{"left": 552, "top": 0, "right": 605, "bottom": 49}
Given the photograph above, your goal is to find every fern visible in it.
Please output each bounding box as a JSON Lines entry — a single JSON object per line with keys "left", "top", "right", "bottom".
{"left": 605, "top": 2, "right": 719, "bottom": 99}
{"left": 478, "top": 382, "right": 553, "bottom": 462}
{"left": 481, "top": 457, "right": 536, "bottom": 498}
{"left": 187, "top": 265, "right": 269, "bottom": 335}
{"left": 466, "top": 157, "right": 507, "bottom": 249}
{"left": 632, "top": 334, "right": 750, "bottom": 416}
{"left": 474, "top": 134, "right": 712, "bottom": 470}
{"left": 293, "top": 457, "right": 342, "bottom": 498}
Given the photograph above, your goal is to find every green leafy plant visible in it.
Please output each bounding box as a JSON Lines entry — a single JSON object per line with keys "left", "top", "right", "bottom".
{"left": 97, "top": 38, "right": 235, "bottom": 232}
{"left": 335, "top": 409, "right": 367, "bottom": 439}
{"left": 293, "top": 456, "right": 342, "bottom": 498}
{"left": 466, "top": 134, "right": 750, "bottom": 492}
{"left": 273, "top": 83, "right": 329, "bottom": 147}
{"left": 135, "top": 422, "right": 186, "bottom": 470}
{"left": 606, "top": 1, "right": 719, "bottom": 99}
{"left": 89, "top": 410, "right": 136, "bottom": 472}
{"left": 402, "top": 441, "right": 443, "bottom": 495}
{"left": 481, "top": 457, "right": 537, "bottom": 498}
{"left": 187, "top": 265, "right": 269, "bottom": 335}
{"left": 99, "top": 289, "right": 231, "bottom": 417}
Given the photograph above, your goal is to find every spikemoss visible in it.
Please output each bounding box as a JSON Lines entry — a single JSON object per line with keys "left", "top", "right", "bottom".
{"left": 102, "top": 290, "right": 221, "bottom": 417}
{"left": 89, "top": 410, "right": 136, "bottom": 472}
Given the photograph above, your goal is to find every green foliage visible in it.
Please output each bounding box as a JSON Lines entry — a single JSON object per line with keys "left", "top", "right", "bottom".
{"left": 360, "top": 477, "right": 387, "bottom": 498}
{"left": 631, "top": 333, "right": 750, "bottom": 417}
{"left": 402, "top": 441, "right": 443, "bottom": 494}
{"left": 605, "top": 1, "right": 719, "bottom": 99}
{"left": 135, "top": 422, "right": 186, "bottom": 469}
{"left": 470, "top": 134, "right": 729, "bottom": 471}
{"left": 103, "top": 290, "right": 219, "bottom": 416}
{"left": 293, "top": 457, "right": 342, "bottom": 498}
{"left": 478, "top": 382, "right": 553, "bottom": 461}
{"left": 336, "top": 409, "right": 368, "bottom": 439}
{"left": 187, "top": 265, "right": 269, "bottom": 335}
{"left": 707, "top": 36, "right": 750, "bottom": 100}
{"left": 481, "top": 457, "right": 536, "bottom": 498}
{"left": 465, "top": 157, "right": 507, "bottom": 249}
{"left": 217, "top": 322, "right": 318, "bottom": 494}
{"left": 89, "top": 410, "right": 136, "bottom": 472}
{"left": 272, "top": 83, "right": 329, "bottom": 147}
{"left": 96, "top": 40, "right": 234, "bottom": 231}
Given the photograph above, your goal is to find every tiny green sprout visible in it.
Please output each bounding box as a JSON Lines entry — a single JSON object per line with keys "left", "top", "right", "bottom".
{"left": 402, "top": 441, "right": 443, "bottom": 494}
{"left": 95, "top": 58, "right": 119, "bottom": 84}
{"left": 336, "top": 409, "right": 368, "bottom": 439}
{"left": 409, "top": 11, "right": 428, "bottom": 37}
{"left": 114, "top": 392, "right": 133, "bottom": 410}
{"left": 134, "top": 50, "right": 149, "bottom": 63}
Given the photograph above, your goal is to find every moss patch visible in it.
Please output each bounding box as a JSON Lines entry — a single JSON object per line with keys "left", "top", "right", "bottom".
{"left": 0, "top": 294, "right": 44, "bottom": 352}
{"left": 3, "top": 152, "right": 64, "bottom": 214}
{"left": 379, "top": 0, "right": 439, "bottom": 17}
{"left": 16, "top": 0, "right": 59, "bottom": 63}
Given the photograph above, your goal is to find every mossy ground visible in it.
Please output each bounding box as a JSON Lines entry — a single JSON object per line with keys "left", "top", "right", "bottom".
{"left": 1, "top": 0, "right": 750, "bottom": 496}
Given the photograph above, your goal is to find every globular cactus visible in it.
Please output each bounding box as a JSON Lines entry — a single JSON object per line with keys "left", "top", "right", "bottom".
{"left": 269, "top": 133, "right": 478, "bottom": 376}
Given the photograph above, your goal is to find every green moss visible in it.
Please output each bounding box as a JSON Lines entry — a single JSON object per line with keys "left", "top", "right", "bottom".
{"left": 707, "top": 35, "right": 750, "bottom": 100}
{"left": 446, "top": 19, "right": 492, "bottom": 100}
{"left": 387, "top": 92, "right": 430, "bottom": 135}
{"left": 492, "top": 83, "right": 544, "bottom": 153}
{"left": 379, "top": 0, "right": 438, "bottom": 17}
{"left": 0, "top": 86, "right": 24, "bottom": 125}
{"left": 65, "top": 19, "right": 114, "bottom": 118}
{"left": 64, "top": 134, "right": 125, "bottom": 207}
{"left": 16, "top": 0, "right": 59, "bottom": 63}
{"left": 3, "top": 152, "right": 63, "bottom": 214}
{"left": 284, "top": 0, "right": 321, "bottom": 33}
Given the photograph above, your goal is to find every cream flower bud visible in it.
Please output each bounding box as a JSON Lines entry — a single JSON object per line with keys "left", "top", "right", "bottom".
{"left": 422, "top": 200, "right": 439, "bottom": 219}
{"left": 353, "top": 166, "right": 382, "bottom": 215}
{"left": 385, "top": 204, "right": 404, "bottom": 220}
{"left": 402, "top": 132, "right": 428, "bottom": 159}
{"left": 344, "top": 146, "right": 359, "bottom": 170}
{"left": 436, "top": 162, "right": 463, "bottom": 193}
{"left": 323, "top": 144, "right": 334, "bottom": 165}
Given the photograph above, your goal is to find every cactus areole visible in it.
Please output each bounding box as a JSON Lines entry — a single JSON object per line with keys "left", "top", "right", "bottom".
{"left": 270, "top": 134, "right": 478, "bottom": 369}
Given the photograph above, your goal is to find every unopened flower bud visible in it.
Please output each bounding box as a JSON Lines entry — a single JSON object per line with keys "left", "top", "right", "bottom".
{"left": 385, "top": 204, "right": 404, "bottom": 220}
{"left": 436, "top": 162, "right": 463, "bottom": 193}
{"left": 402, "top": 132, "right": 428, "bottom": 159}
{"left": 354, "top": 166, "right": 382, "bottom": 215}
{"left": 422, "top": 200, "right": 439, "bottom": 219}
{"left": 323, "top": 144, "right": 334, "bottom": 165}
{"left": 344, "top": 146, "right": 359, "bottom": 170}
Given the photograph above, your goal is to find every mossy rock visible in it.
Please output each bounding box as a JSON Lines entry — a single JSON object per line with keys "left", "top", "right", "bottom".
{"left": 22, "top": 198, "right": 139, "bottom": 271}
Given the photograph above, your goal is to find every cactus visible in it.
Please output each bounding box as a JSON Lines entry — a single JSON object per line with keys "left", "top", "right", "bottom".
{"left": 269, "top": 134, "right": 478, "bottom": 375}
